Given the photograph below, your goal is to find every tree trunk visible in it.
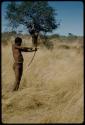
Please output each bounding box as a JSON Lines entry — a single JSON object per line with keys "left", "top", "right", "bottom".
{"left": 32, "top": 32, "right": 38, "bottom": 47}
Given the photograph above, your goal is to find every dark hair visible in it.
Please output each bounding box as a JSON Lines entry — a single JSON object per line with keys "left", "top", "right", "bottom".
{"left": 15, "top": 37, "right": 22, "bottom": 45}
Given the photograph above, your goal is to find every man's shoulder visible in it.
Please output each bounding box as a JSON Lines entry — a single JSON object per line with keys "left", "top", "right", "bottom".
{"left": 12, "top": 44, "right": 19, "bottom": 48}
{"left": 12, "top": 44, "right": 18, "bottom": 50}
{"left": 12, "top": 44, "right": 15, "bottom": 47}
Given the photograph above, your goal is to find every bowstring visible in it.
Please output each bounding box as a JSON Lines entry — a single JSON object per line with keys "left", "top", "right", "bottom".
{"left": 27, "top": 36, "right": 38, "bottom": 69}
{"left": 27, "top": 50, "right": 36, "bottom": 68}
{"left": 25, "top": 28, "right": 38, "bottom": 70}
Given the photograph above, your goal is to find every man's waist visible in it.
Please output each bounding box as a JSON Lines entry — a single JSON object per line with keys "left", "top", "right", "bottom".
{"left": 14, "top": 58, "right": 24, "bottom": 63}
{"left": 14, "top": 61, "right": 23, "bottom": 64}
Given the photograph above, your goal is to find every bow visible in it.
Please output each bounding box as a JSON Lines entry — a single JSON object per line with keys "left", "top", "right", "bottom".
{"left": 27, "top": 31, "right": 38, "bottom": 68}
{"left": 27, "top": 49, "right": 37, "bottom": 68}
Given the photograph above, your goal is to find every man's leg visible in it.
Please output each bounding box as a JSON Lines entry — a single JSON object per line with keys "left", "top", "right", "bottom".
{"left": 13, "top": 63, "right": 23, "bottom": 91}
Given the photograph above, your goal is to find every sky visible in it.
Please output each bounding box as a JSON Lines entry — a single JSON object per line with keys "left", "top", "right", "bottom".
{"left": 1, "top": 1, "right": 84, "bottom": 36}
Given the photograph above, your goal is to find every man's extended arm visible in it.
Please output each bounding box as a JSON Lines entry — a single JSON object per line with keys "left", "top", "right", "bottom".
{"left": 15, "top": 45, "right": 37, "bottom": 52}
{"left": 22, "top": 48, "right": 37, "bottom": 52}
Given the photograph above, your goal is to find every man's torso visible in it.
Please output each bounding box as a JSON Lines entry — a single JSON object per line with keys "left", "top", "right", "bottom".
{"left": 12, "top": 44, "right": 23, "bottom": 63}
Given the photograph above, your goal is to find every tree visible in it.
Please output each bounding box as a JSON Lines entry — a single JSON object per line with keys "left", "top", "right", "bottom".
{"left": 6, "top": 1, "right": 59, "bottom": 47}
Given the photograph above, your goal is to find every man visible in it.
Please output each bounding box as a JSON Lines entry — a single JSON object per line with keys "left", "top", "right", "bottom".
{"left": 12, "top": 37, "right": 37, "bottom": 91}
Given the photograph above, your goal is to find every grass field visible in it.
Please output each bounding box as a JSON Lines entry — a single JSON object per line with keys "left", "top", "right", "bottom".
{"left": 2, "top": 35, "right": 84, "bottom": 123}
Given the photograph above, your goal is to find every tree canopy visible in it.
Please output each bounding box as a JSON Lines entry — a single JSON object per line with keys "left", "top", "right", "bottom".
{"left": 6, "top": 1, "right": 59, "bottom": 34}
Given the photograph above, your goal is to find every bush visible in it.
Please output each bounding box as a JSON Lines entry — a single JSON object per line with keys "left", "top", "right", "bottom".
{"left": 68, "top": 33, "right": 77, "bottom": 41}
{"left": 2, "top": 36, "right": 9, "bottom": 46}
{"left": 48, "top": 34, "right": 60, "bottom": 39}
{"left": 39, "top": 34, "right": 54, "bottom": 50}
{"left": 1, "top": 32, "right": 17, "bottom": 46}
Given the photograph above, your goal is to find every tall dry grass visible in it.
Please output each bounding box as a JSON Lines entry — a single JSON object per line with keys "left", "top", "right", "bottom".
{"left": 2, "top": 37, "right": 84, "bottom": 123}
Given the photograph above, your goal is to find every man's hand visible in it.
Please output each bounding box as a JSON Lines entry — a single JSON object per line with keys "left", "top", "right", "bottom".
{"left": 30, "top": 48, "right": 33, "bottom": 50}
{"left": 35, "top": 48, "right": 37, "bottom": 51}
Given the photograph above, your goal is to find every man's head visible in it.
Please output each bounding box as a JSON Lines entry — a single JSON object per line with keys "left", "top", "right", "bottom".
{"left": 15, "top": 37, "right": 22, "bottom": 45}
